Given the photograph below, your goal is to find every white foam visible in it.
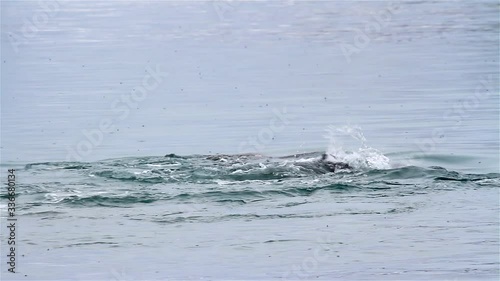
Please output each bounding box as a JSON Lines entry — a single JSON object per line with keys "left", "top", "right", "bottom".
{"left": 324, "top": 125, "right": 391, "bottom": 170}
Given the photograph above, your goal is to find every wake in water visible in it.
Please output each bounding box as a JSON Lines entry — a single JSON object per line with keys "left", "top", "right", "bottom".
{"left": 1, "top": 153, "right": 495, "bottom": 215}
{"left": 6, "top": 125, "right": 497, "bottom": 210}
{"left": 12, "top": 151, "right": 499, "bottom": 210}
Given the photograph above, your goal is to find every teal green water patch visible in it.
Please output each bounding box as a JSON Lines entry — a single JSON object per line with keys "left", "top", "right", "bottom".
{"left": 434, "top": 173, "right": 500, "bottom": 182}
{"left": 12, "top": 153, "right": 498, "bottom": 211}
{"left": 412, "top": 154, "right": 477, "bottom": 163}
{"left": 60, "top": 194, "right": 158, "bottom": 207}
{"left": 25, "top": 162, "right": 92, "bottom": 170}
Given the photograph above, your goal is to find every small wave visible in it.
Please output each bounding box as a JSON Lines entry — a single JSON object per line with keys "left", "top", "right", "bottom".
{"left": 60, "top": 194, "right": 158, "bottom": 207}
{"left": 434, "top": 172, "right": 500, "bottom": 183}
{"left": 25, "top": 162, "right": 91, "bottom": 170}
{"left": 150, "top": 206, "right": 415, "bottom": 224}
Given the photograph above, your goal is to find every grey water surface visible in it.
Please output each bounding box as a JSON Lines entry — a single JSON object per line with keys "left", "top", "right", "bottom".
{"left": 1, "top": 1, "right": 499, "bottom": 280}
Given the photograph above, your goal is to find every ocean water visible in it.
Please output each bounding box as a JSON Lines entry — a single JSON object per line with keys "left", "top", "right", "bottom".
{"left": 1, "top": 0, "right": 499, "bottom": 280}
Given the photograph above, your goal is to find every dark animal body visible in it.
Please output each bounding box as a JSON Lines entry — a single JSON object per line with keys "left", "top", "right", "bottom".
{"left": 166, "top": 152, "right": 352, "bottom": 173}
{"left": 320, "top": 153, "right": 351, "bottom": 172}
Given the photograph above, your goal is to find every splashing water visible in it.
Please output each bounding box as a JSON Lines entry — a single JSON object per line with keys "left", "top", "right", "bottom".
{"left": 323, "top": 125, "right": 391, "bottom": 170}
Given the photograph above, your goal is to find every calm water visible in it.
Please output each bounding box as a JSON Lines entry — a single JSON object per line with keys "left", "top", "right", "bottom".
{"left": 1, "top": 0, "right": 499, "bottom": 280}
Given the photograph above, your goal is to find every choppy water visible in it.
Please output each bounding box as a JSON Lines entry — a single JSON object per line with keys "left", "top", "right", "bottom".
{"left": 1, "top": 0, "right": 499, "bottom": 280}
{"left": 2, "top": 150, "right": 499, "bottom": 280}
{"left": 16, "top": 152, "right": 500, "bottom": 214}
